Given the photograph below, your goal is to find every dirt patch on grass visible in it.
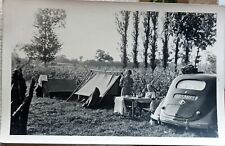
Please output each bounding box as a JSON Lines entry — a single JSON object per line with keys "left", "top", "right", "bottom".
{"left": 27, "top": 97, "right": 217, "bottom": 137}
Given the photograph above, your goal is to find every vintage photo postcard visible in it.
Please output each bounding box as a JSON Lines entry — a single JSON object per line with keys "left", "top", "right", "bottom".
{"left": 1, "top": 0, "right": 225, "bottom": 145}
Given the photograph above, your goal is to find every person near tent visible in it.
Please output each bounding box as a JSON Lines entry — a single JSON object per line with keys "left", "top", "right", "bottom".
{"left": 119, "top": 69, "right": 134, "bottom": 96}
{"left": 114, "top": 70, "right": 134, "bottom": 115}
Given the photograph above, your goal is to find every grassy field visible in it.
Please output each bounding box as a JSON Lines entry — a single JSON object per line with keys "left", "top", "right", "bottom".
{"left": 27, "top": 96, "right": 217, "bottom": 137}
{"left": 23, "top": 62, "right": 217, "bottom": 137}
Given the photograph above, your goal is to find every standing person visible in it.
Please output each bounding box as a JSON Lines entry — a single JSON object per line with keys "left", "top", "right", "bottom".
{"left": 11, "top": 68, "right": 27, "bottom": 135}
{"left": 119, "top": 69, "right": 134, "bottom": 96}
{"left": 117, "top": 70, "right": 134, "bottom": 115}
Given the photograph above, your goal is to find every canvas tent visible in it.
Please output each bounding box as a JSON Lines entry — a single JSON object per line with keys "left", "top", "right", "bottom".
{"left": 37, "top": 75, "right": 77, "bottom": 98}
{"left": 46, "top": 79, "right": 76, "bottom": 93}
{"left": 75, "top": 71, "right": 121, "bottom": 108}
{"left": 45, "top": 79, "right": 77, "bottom": 98}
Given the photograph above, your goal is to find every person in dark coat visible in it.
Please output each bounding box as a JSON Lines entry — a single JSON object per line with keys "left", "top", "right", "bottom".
{"left": 119, "top": 70, "right": 134, "bottom": 111}
{"left": 11, "top": 68, "right": 27, "bottom": 135}
{"left": 119, "top": 70, "right": 134, "bottom": 96}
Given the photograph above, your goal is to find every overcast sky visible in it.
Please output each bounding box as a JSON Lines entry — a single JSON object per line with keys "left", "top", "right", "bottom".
{"left": 3, "top": 0, "right": 216, "bottom": 63}
{"left": 4, "top": 0, "right": 124, "bottom": 61}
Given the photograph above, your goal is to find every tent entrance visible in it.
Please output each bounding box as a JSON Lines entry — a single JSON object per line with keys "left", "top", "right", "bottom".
{"left": 75, "top": 71, "right": 121, "bottom": 108}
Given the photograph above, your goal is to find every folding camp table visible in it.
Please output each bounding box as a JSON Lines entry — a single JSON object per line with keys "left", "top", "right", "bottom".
{"left": 124, "top": 97, "right": 151, "bottom": 119}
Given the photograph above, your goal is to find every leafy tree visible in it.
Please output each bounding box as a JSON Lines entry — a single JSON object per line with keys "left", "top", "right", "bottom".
{"left": 115, "top": 11, "right": 130, "bottom": 68}
{"left": 150, "top": 12, "right": 159, "bottom": 72}
{"left": 180, "top": 13, "right": 196, "bottom": 65}
{"left": 79, "top": 56, "right": 83, "bottom": 62}
{"left": 171, "top": 12, "right": 185, "bottom": 72}
{"left": 20, "top": 44, "right": 37, "bottom": 61}
{"left": 180, "top": 13, "right": 211, "bottom": 65}
{"left": 142, "top": 11, "right": 151, "bottom": 68}
{"left": 176, "top": 12, "right": 216, "bottom": 67}
{"left": 95, "top": 49, "right": 114, "bottom": 62}
{"left": 132, "top": 11, "right": 140, "bottom": 68}
{"left": 32, "top": 8, "right": 66, "bottom": 66}
{"left": 168, "top": 12, "right": 216, "bottom": 71}
{"left": 169, "top": 12, "right": 186, "bottom": 72}
{"left": 194, "top": 13, "right": 216, "bottom": 67}
{"left": 14, "top": 44, "right": 37, "bottom": 69}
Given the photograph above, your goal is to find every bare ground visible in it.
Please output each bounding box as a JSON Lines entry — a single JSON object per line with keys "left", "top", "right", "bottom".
{"left": 27, "top": 97, "right": 217, "bottom": 137}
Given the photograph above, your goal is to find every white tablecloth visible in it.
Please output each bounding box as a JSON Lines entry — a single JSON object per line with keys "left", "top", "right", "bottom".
{"left": 114, "top": 96, "right": 127, "bottom": 115}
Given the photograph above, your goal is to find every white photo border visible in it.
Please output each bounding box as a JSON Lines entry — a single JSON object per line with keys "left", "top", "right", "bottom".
{"left": 1, "top": 0, "right": 225, "bottom": 145}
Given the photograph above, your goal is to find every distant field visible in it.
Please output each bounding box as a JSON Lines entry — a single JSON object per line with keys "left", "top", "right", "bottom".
{"left": 27, "top": 96, "right": 217, "bottom": 137}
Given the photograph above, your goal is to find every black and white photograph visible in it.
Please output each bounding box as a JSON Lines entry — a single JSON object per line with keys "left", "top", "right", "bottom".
{"left": 2, "top": 0, "right": 225, "bottom": 142}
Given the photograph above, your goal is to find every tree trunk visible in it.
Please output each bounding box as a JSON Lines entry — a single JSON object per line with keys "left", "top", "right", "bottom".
{"left": 163, "top": 34, "right": 169, "bottom": 70}
{"left": 184, "top": 40, "right": 190, "bottom": 65}
{"left": 194, "top": 47, "right": 200, "bottom": 68}
{"left": 162, "top": 13, "right": 169, "bottom": 70}
{"left": 44, "top": 60, "right": 47, "bottom": 67}
{"left": 143, "top": 11, "right": 151, "bottom": 69}
{"left": 122, "top": 11, "right": 129, "bottom": 68}
{"left": 150, "top": 12, "right": 158, "bottom": 72}
{"left": 174, "top": 37, "right": 180, "bottom": 72}
{"left": 132, "top": 11, "right": 139, "bottom": 68}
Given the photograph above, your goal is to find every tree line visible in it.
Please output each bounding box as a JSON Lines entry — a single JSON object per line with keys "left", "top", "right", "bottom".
{"left": 115, "top": 11, "right": 216, "bottom": 72}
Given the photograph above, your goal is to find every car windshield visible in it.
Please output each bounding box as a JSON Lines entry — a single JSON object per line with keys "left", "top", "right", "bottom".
{"left": 176, "top": 80, "right": 206, "bottom": 91}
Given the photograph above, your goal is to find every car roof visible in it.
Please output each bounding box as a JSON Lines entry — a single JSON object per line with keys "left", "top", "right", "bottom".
{"left": 176, "top": 74, "right": 216, "bottom": 81}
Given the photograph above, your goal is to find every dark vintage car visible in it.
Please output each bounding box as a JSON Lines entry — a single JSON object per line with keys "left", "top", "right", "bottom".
{"left": 151, "top": 74, "right": 217, "bottom": 129}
